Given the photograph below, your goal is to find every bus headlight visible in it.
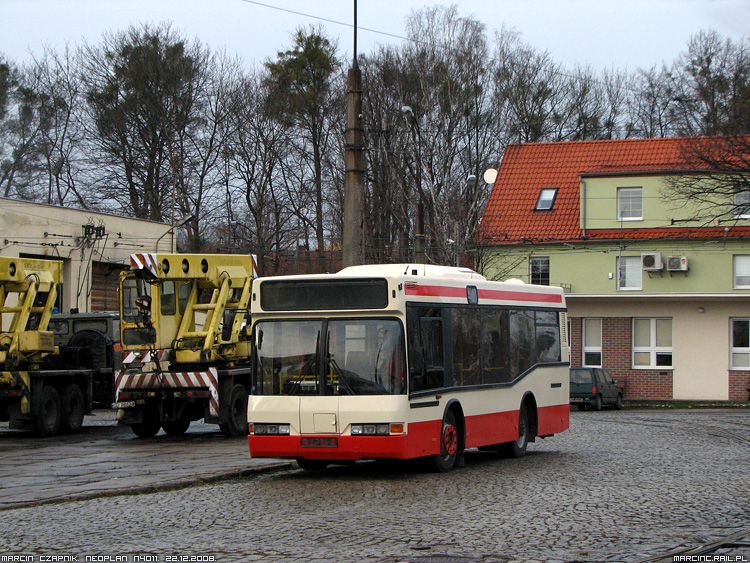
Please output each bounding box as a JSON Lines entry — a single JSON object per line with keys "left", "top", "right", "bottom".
{"left": 251, "top": 423, "right": 291, "bottom": 435}
{"left": 351, "top": 423, "right": 404, "bottom": 436}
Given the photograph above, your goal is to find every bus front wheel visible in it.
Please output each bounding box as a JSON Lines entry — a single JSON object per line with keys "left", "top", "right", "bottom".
{"left": 432, "top": 410, "right": 459, "bottom": 472}
{"left": 296, "top": 458, "right": 329, "bottom": 471}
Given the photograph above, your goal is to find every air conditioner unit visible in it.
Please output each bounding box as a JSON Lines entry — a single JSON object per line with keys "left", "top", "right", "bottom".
{"left": 667, "top": 256, "right": 689, "bottom": 272}
{"left": 641, "top": 252, "right": 663, "bottom": 271}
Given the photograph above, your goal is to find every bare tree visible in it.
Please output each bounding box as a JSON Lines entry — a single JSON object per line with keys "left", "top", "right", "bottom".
{"left": 221, "top": 70, "right": 298, "bottom": 274}
{"left": 79, "top": 23, "right": 206, "bottom": 222}
{"left": 24, "top": 46, "right": 88, "bottom": 207}
{"left": 0, "top": 56, "right": 43, "bottom": 199}
{"left": 626, "top": 66, "right": 679, "bottom": 138}
{"left": 669, "top": 30, "right": 750, "bottom": 136}
{"left": 264, "top": 26, "right": 344, "bottom": 272}
{"left": 662, "top": 135, "right": 750, "bottom": 224}
{"left": 173, "top": 49, "right": 243, "bottom": 250}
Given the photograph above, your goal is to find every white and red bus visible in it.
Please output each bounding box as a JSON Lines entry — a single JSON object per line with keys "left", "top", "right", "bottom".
{"left": 247, "top": 264, "right": 569, "bottom": 471}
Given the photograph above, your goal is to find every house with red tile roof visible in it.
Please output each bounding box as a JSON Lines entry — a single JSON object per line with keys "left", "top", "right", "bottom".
{"left": 477, "top": 137, "right": 750, "bottom": 402}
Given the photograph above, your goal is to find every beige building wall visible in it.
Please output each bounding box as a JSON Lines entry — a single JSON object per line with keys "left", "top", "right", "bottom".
{"left": 568, "top": 296, "right": 746, "bottom": 401}
{"left": 0, "top": 198, "right": 171, "bottom": 312}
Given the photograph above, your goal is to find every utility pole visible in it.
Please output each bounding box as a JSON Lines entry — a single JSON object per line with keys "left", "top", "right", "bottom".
{"left": 342, "top": 0, "right": 365, "bottom": 267}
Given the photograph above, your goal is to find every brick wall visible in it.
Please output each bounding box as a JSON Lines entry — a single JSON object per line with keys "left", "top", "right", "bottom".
{"left": 570, "top": 316, "right": 674, "bottom": 400}
{"left": 728, "top": 371, "right": 750, "bottom": 401}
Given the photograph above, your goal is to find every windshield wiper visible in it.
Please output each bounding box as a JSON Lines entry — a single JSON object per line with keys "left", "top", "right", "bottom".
{"left": 328, "top": 355, "right": 355, "bottom": 395}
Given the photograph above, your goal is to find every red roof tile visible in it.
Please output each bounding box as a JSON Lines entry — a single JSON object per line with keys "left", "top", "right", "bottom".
{"left": 477, "top": 137, "right": 748, "bottom": 244}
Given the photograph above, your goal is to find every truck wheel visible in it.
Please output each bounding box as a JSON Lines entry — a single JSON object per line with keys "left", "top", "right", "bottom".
{"left": 220, "top": 384, "right": 249, "bottom": 437}
{"left": 162, "top": 414, "right": 191, "bottom": 436}
{"left": 132, "top": 407, "right": 161, "bottom": 438}
{"left": 60, "top": 383, "right": 85, "bottom": 433}
{"left": 34, "top": 385, "right": 62, "bottom": 437}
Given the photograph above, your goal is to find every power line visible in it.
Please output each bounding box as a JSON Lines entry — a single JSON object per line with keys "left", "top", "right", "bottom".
{"left": 237, "top": 0, "right": 655, "bottom": 95}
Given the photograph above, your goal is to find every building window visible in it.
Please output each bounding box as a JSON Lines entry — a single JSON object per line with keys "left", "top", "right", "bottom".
{"left": 734, "top": 255, "right": 750, "bottom": 289}
{"left": 617, "top": 256, "right": 642, "bottom": 290}
{"left": 633, "top": 318, "right": 672, "bottom": 368}
{"left": 530, "top": 257, "right": 550, "bottom": 285}
{"left": 731, "top": 319, "right": 750, "bottom": 369}
{"left": 582, "top": 318, "right": 602, "bottom": 367}
{"left": 535, "top": 188, "right": 558, "bottom": 210}
{"left": 617, "top": 187, "right": 643, "bottom": 220}
{"left": 734, "top": 188, "right": 750, "bottom": 219}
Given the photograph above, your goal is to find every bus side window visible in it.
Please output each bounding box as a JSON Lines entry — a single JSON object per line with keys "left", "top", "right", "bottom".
{"left": 509, "top": 310, "right": 535, "bottom": 379}
{"left": 451, "top": 308, "right": 481, "bottom": 386}
{"left": 421, "top": 319, "right": 445, "bottom": 390}
{"left": 407, "top": 306, "right": 445, "bottom": 392}
{"left": 482, "top": 308, "right": 510, "bottom": 383}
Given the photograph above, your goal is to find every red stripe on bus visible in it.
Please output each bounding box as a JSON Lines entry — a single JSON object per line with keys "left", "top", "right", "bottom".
{"left": 404, "top": 284, "right": 563, "bottom": 304}
{"left": 478, "top": 288, "right": 563, "bottom": 304}
{"left": 404, "top": 284, "right": 466, "bottom": 298}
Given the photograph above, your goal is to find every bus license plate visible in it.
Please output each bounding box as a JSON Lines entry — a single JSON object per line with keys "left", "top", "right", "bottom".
{"left": 300, "top": 437, "right": 338, "bottom": 448}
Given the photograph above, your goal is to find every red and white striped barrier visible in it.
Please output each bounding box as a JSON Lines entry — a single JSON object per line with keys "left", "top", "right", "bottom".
{"left": 115, "top": 367, "right": 220, "bottom": 417}
{"left": 130, "top": 253, "right": 159, "bottom": 278}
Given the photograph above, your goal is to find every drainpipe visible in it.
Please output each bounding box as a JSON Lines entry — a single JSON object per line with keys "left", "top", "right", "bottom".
{"left": 580, "top": 177, "right": 587, "bottom": 238}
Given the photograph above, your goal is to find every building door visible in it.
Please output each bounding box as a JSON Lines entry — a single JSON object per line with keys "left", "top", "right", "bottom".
{"left": 91, "top": 262, "right": 127, "bottom": 311}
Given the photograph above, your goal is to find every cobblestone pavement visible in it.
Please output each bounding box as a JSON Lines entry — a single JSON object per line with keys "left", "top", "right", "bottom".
{"left": 0, "top": 409, "right": 749, "bottom": 563}
{"left": 0, "top": 410, "right": 290, "bottom": 508}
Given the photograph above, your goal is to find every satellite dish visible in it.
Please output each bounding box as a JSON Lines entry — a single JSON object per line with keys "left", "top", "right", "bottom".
{"left": 483, "top": 168, "right": 498, "bottom": 185}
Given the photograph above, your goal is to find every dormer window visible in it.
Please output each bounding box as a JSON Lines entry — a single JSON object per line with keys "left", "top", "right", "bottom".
{"left": 734, "top": 188, "right": 750, "bottom": 219}
{"left": 617, "top": 187, "right": 643, "bottom": 220}
{"left": 535, "top": 188, "right": 558, "bottom": 210}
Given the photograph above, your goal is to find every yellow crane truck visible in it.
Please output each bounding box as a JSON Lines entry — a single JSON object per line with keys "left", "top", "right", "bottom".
{"left": 0, "top": 256, "right": 98, "bottom": 436}
{"left": 112, "top": 253, "right": 256, "bottom": 437}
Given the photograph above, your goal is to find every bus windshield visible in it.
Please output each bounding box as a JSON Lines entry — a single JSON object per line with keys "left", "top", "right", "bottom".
{"left": 254, "top": 318, "right": 405, "bottom": 396}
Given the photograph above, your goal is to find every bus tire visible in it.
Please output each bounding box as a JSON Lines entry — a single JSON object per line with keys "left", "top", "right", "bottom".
{"left": 220, "top": 384, "right": 249, "bottom": 437}
{"left": 500, "top": 404, "right": 529, "bottom": 458}
{"left": 34, "top": 385, "right": 62, "bottom": 437}
{"left": 296, "top": 458, "right": 329, "bottom": 471}
{"left": 132, "top": 407, "right": 161, "bottom": 438}
{"left": 432, "top": 410, "right": 459, "bottom": 472}
{"left": 59, "top": 382, "right": 85, "bottom": 434}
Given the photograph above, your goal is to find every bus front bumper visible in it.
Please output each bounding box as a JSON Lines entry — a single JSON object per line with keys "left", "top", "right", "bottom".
{"left": 248, "top": 434, "right": 413, "bottom": 461}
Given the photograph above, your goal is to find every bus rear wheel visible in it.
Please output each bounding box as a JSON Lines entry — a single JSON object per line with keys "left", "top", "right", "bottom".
{"left": 500, "top": 404, "right": 529, "bottom": 458}
{"left": 432, "top": 410, "right": 459, "bottom": 472}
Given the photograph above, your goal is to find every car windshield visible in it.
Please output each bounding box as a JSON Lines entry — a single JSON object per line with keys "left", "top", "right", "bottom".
{"left": 254, "top": 318, "right": 406, "bottom": 396}
{"left": 570, "top": 369, "right": 593, "bottom": 384}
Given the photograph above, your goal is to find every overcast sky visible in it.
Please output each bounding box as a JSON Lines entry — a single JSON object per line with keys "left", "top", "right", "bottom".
{"left": 0, "top": 0, "right": 748, "bottom": 71}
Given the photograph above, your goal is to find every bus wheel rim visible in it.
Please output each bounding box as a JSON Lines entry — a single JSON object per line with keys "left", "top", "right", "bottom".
{"left": 443, "top": 424, "right": 457, "bottom": 455}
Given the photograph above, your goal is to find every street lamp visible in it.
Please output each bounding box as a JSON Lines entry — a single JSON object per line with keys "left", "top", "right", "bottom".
{"left": 155, "top": 213, "right": 195, "bottom": 253}
{"left": 401, "top": 105, "right": 426, "bottom": 264}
